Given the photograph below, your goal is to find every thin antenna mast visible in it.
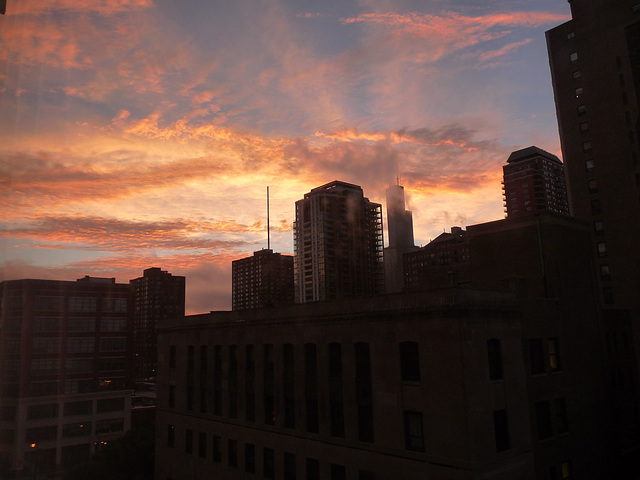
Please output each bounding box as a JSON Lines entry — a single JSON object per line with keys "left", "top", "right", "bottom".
{"left": 267, "top": 186, "right": 271, "bottom": 250}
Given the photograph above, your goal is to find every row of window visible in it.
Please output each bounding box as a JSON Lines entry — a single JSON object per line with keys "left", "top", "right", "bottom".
{"left": 167, "top": 426, "right": 377, "bottom": 480}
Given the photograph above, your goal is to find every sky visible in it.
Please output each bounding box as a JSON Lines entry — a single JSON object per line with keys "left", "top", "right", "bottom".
{"left": 0, "top": 0, "right": 571, "bottom": 314}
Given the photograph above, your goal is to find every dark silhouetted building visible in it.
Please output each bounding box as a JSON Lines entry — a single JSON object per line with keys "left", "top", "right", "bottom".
{"left": 404, "top": 226, "right": 468, "bottom": 291}
{"left": 0, "top": 277, "right": 133, "bottom": 476}
{"left": 547, "top": 1, "right": 640, "bottom": 310}
{"left": 130, "top": 268, "right": 185, "bottom": 380}
{"left": 232, "top": 249, "right": 294, "bottom": 311}
{"left": 293, "top": 181, "right": 384, "bottom": 303}
{"left": 384, "top": 183, "right": 417, "bottom": 293}
{"left": 502, "top": 146, "right": 569, "bottom": 218}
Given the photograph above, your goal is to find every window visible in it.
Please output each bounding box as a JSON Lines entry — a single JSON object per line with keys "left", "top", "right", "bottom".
{"left": 566, "top": 31, "right": 575, "bottom": 40}
{"left": 601, "top": 265, "right": 611, "bottom": 280}
{"left": 493, "top": 409, "right": 510, "bottom": 452}
{"left": 404, "top": 411, "right": 425, "bottom": 452}
{"left": 169, "top": 345, "right": 176, "bottom": 368}
{"left": 574, "top": 87, "right": 583, "bottom": 98}
{"left": 264, "top": 344, "right": 275, "bottom": 425}
{"left": 569, "top": 51, "right": 578, "bottom": 63}
{"left": 263, "top": 447, "right": 275, "bottom": 479}
{"left": 284, "top": 452, "right": 296, "bottom": 480}
{"left": 597, "top": 242, "right": 607, "bottom": 257}
{"left": 229, "top": 345, "right": 238, "bottom": 419}
{"left": 187, "top": 345, "right": 195, "bottom": 372}
{"left": 245, "top": 444, "right": 256, "bottom": 473}
{"left": 399, "top": 341, "right": 420, "bottom": 381}
{"left": 555, "top": 398, "right": 569, "bottom": 434}
{"left": 582, "top": 141, "right": 592, "bottom": 152}
{"left": 167, "top": 425, "right": 175, "bottom": 448}
{"left": 594, "top": 220, "right": 604, "bottom": 235}
{"left": 530, "top": 339, "right": 546, "bottom": 375}
{"left": 355, "top": 342, "right": 374, "bottom": 442}
{"left": 577, "top": 104, "right": 586, "bottom": 115}
{"left": 168, "top": 384, "right": 176, "bottom": 408}
{"left": 572, "top": 70, "right": 581, "bottom": 81}
{"left": 101, "top": 317, "right": 126, "bottom": 332}
{"left": 198, "top": 432, "right": 207, "bottom": 458}
{"left": 588, "top": 178, "right": 597, "bottom": 193}
{"left": 214, "top": 345, "right": 222, "bottom": 415}
{"left": 487, "top": 339, "right": 503, "bottom": 381}
{"left": 328, "top": 343, "right": 344, "bottom": 437}
{"left": 580, "top": 122, "right": 589, "bottom": 134}
{"left": 304, "top": 344, "right": 318, "bottom": 433}
{"left": 591, "top": 199, "right": 601, "bottom": 215}
{"left": 64, "top": 401, "right": 91, "bottom": 416}
{"left": 283, "top": 344, "right": 295, "bottom": 429}
{"left": 28, "top": 404, "right": 58, "bottom": 420}
{"left": 212, "top": 435, "right": 221, "bottom": 462}
{"left": 331, "top": 464, "right": 346, "bottom": 480}
{"left": 228, "top": 439, "right": 237, "bottom": 467}
{"left": 246, "top": 345, "right": 256, "bottom": 422}
{"left": 634, "top": 3, "right": 640, "bottom": 14}
{"left": 536, "top": 401, "right": 552, "bottom": 440}
{"left": 185, "top": 429, "right": 193, "bottom": 454}
{"left": 69, "top": 297, "right": 97, "bottom": 312}
{"left": 306, "top": 458, "right": 319, "bottom": 480}
{"left": 548, "top": 338, "right": 561, "bottom": 372}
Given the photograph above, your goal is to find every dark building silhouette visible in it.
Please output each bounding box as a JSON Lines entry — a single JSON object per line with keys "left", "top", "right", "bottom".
{"left": 547, "top": 1, "right": 640, "bottom": 310}
{"left": 384, "top": 183, "right": 417, "bottom": 293}
{"left": 155, "top": 211, "right": 611, "bottom": 478}
{"left": 130, "top": 268, "right": 185, "bottom": 380}
{"left": 232, "top": 249, "right": 294, "bottom": 311}
{"left": 293, "top": 181, "right": 384, "bottom": 303}
{"left": 0, "top": 277, "right": 133, "bottom": 476}
{"left": 404, "top": 226, "right": 468, "bottom": 291}
{"left": 502, "top": 146, "right": 569, "bottom": 218}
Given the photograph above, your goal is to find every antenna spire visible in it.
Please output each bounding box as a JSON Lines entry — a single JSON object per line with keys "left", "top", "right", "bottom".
{"left": 267, "top": 186, "right": 271, "bottom": 250}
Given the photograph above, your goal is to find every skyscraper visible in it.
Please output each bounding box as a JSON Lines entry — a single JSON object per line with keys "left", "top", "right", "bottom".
{"left": 0, "top": 277, "right": 133, "bottom": 476}
{"left": 384, "top": 183, "right": 417, "bottom": 293}
{"left": 232, "top": 249, "right": 294, "bottom": 311}
{"left": 546, "top": 1, "right": 640, "bottom": 310}
{"left": 293, "top": 181, "right": 384, "bottom": 303}
{"left": 130, "top": 268, "right": 185, "bottom": 379}
{"left": 502, "top": 146, "right": 570, "bottom": 218}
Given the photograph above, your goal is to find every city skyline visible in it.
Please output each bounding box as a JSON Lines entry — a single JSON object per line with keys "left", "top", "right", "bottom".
{"left": 0, "top": 0, "right": 571, "bottom": 313}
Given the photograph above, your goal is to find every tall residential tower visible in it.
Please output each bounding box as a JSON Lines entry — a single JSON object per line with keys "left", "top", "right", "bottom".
{"left": 384, "top": 183, "right": 417, "bottom": 293}
{"left": 293, "top": 181, "right": 384, "bottom": 303}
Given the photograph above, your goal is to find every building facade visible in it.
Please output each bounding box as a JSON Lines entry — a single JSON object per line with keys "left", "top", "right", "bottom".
{"left": 383, "top": 183, "right": 417, "bottom": 293}
{"left": 293, "top": 181, "right": 384, "bottom": 303}
{"left": 155, "top": 278, "right": 609, "bottom": 480}
{"left": 130, "top": 268, "right": 185, "bottom": 380}
{"left": 232, "top": 249, "right": 294, "bottom": 311}
{"left": 502, "top": 146, "right": 570, "bottom": 218}
{"left": 546, "top": 0, "right": 640, "bottom": 310}
{"left": 0, "top": 277, "right": 133, "bottom": 476}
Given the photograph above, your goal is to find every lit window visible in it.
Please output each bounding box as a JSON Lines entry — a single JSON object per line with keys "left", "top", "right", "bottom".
{"left": 569, "top": 52, "right": 578, "bottom": 63}
{"left": 548, "top": 338, "right": 561, "bottom": 372}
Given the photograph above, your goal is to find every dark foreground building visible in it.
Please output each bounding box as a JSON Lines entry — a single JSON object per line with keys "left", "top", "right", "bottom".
{"left": 156, "top": 212, "right": 612, "bottom": 479}
{"left": 0, "top": 277, "right": 133, "bottom": 476}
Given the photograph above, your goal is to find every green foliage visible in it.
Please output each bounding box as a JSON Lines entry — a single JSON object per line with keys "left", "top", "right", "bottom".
{"left": 65, "top": 425, "right": 155, "bottom": 480}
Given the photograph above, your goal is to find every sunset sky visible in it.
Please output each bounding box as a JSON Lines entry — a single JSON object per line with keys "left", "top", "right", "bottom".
{"left": 0, "top": 0, "right": 571, "bottom": 313}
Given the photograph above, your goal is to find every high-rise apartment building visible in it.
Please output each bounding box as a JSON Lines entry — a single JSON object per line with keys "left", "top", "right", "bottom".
{"left": 232, "top": 249, "right": 294, "bottom": 311}
{"left": 0, "top": 277, "right": 133, "bottom": 476}
{"left": 384, "top": 183, "right": 417, "bottom": 293}
{"left": 546, "top": 1, "right": 640, "bottom": 310}
{"left": 130, "top": 268, "right": 185, "bottom": 380}
{"left": 502, "top": 146, "right": 570, "bottom": 218}
{"left": 293, "top": 181, "right": 384, "bottom": 303}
